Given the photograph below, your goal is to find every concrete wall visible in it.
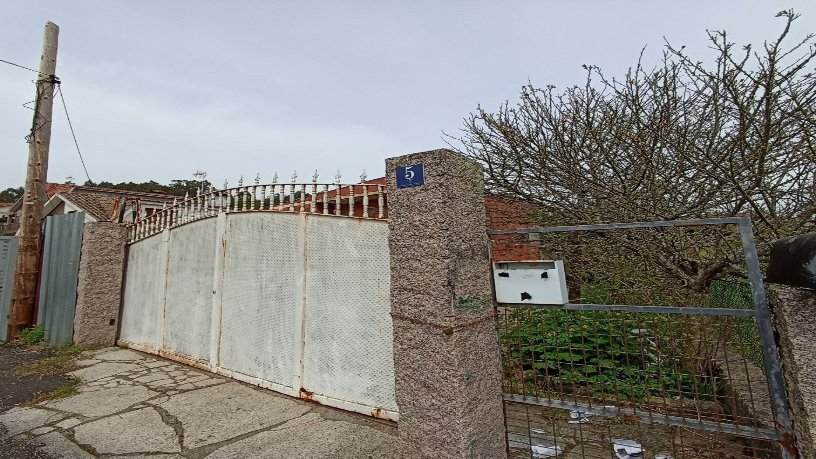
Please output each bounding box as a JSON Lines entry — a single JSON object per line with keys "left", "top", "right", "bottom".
{"left": 386, "top": 149, "right": 507, "bottom": 458}
{"left": 119, "top": 212, "right": 396, "bottom": 420}
{"left": 73, "top": 222, "right": 128, "bottom": 348}
{"left": 772, "top": 287, "right": 816, "bottom": 456}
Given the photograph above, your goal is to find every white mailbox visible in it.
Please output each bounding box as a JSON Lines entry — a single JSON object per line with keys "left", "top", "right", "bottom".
{"left": 493, "top": 261, "right": 568, "bottom": 305}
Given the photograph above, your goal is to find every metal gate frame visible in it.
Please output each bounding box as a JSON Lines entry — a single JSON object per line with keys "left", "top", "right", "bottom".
{"left": 488, "top": 217, "right": 796, "bottom": 458}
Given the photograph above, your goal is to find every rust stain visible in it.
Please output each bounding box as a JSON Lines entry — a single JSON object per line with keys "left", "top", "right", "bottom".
{"left": 155, "top": 348, "right": 210, "bottom": 371}
{"left": 779, "top": 431, "right": 798, "bottom": 457}
{"left": 299, "top": 388, "right": 315, "bottom": 401}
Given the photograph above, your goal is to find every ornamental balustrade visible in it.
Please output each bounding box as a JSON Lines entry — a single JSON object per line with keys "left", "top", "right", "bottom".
{"left": 128, "top": 171, "right": 386, "bottom": 242}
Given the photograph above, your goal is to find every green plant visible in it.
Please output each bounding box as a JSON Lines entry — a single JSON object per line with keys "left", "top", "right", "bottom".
{"left": 503, "top": 308, "right": 721, "bottom": 401}
{"left": 709, "top": 279, "right": 764, "bottom": 370}
{"left": 45, "top": 377, "right": 80, "bottom": 400}
{"left": 19, "top": 325, "right": 45, "bottom": 345}
{"left": 501, "top": 283, "right": 721, "bottom": 402}
{"left": 27, "top": 376, "right": 81, "bottom": 404}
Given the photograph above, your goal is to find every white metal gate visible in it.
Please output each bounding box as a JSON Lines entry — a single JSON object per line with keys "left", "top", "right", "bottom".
{"left": 119, "top": 211, "right": 397, "bottom": 420}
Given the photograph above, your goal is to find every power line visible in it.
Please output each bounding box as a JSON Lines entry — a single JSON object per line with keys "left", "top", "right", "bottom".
{"left": 23, "top": 84, "right": 48, "bottom": 143}
{"left": 57, "top": 85, "right": 92, "bottom": 183}
{"left": 0, "top": 58, "right": 40, "bottom": 74}
{"left": 2, "top": 56, "right": 89, "bottom": 183}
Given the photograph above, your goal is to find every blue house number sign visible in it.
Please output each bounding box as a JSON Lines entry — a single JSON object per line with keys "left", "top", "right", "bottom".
{"left": 396, "top": 163, "right": 425, "bottom": 188}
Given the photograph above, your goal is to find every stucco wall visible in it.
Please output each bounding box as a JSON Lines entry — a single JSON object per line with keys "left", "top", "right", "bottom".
{"left": 772, "top": 287, "right": 816, "bottom": 456}
{"left": 73, "top": 222, "right": 128, "bottom": 348}
{"left": 386, "top": 150, "right": 507, "bottom": 458}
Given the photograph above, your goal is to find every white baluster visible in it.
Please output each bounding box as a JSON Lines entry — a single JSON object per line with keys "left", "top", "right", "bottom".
{"left": 348, "top": 182, "right": 355, "bottom": 217}
{"left": 290, "top": 170, "right": 297, "bottom": 212}
{"left": 195, "top": 190, "right": 201, "bottom": 219}
{"left": 378, "top": 185, "right": 385, "bottom": 219}
{"left": 362, "top": 185, "right": 369, "bottom": 218}
{"left": 334, "top": 170, "right": 342, "bottom": 216}
{"left": 322, "top": 183, "right": 329, "bottom": 215}
{"left": 361, "top": 171, "right": 369, "bottom": 218}
{"left": 161, "top": 203, "right": 167, "bottom": 230}
{"left": 271, "top": 172, "right": 279, "bottom": 210}
{"left": 311, "top": 170, "right": 318, "bottom": 214}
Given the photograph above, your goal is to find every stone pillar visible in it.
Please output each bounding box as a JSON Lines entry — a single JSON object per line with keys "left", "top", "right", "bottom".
{"left": 73, "top": 222, "right": 128, "bottom": 348}
{"left": 386, "top": 149, "right": 507, "bottom": 458}
{"left": 771, "top": 287, "right": 816, "bottom": 456}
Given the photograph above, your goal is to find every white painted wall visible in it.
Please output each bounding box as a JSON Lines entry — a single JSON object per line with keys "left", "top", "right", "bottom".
{"left": 119, "top": 212, "right": 397, "bottom": 419}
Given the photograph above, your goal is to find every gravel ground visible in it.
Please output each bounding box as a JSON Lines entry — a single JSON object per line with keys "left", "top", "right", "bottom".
{"left": 0, "top": 343, "right": 70, "bottom": 411}
{"left": 0, "top": 343, "right": 73, "bottom": 459}
{"left": 0, "top": 426, "right": 55, "bottom": 459}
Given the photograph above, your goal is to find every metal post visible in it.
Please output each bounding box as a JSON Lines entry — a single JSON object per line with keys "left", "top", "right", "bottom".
{"left": 738, "top": 219, "right": 797, "bottom": 458}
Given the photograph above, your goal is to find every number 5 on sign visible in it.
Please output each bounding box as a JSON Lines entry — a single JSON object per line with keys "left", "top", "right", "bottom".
{"left": 396, "top": 163, "right": 425, "bottom": 188}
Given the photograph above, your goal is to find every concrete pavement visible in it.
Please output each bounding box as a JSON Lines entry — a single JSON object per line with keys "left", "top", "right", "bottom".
{"left": 0, "top": 348, "right": 397, "bottom": 458}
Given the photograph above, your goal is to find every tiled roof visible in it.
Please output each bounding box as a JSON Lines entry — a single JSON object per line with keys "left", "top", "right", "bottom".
{"left": 45, "top": 183, "right": 75, "bottom": 197}
{"left": 12, "top": 182, "right": 179, "bottom": 214}
{"left": 60, "top": 192, "right": 119, "bottom": 222}
{"left": 71, "top": 186, "right": 177, "bottom": 200}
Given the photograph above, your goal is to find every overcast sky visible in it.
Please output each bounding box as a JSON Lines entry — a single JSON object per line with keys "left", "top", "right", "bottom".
{"left": 1, "top": 1, "right": 814, "bottom": 189}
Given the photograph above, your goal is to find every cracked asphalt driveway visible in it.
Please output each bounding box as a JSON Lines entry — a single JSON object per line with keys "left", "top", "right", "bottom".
{"left": 0, "top": 348, "right": 398, "bottom": 458}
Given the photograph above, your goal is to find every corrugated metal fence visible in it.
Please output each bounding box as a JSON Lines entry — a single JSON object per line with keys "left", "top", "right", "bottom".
{"left": 0, "top": 236, "right": 19, "bottom": 341}
{"left": 37, "top": 212, "right": 85, "bottom": 345}
{"left": 119, "top": 211, "right": 397, "bottom": 419}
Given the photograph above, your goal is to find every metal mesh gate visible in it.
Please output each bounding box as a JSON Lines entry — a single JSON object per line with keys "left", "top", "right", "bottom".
{"left": 120, "top": 211, "right": 397, "bottom": 419}
{"left": 489, "top": 218, "right": 796, "bottom": 459}
{"left": 120, "top": 229, "right": 167, "bottom": 349}
{"left": 302, "top": 215, "right": 397, "bottom": 414}
{"left": 218, "top": 212, "right": 302, "bottom": 391}
{"left": 164, "top": 218, "right": 217, "bottom": 362}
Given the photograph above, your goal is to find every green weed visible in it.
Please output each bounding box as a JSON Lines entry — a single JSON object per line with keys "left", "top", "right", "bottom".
{"left": 19, "top": 325, "right": 45, "bottom": 345}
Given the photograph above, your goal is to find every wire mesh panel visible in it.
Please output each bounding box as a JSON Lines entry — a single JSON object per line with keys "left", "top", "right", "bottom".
{"left": 218, "top": 212, "right": 302, "bottom": 390}
{"left": 302, "top": 216, "right": 397, "bottom": 414}
{"left": 120, "top": 231, "right": 167, "bottom": 349}
{"left": 163, "top": 218, "right": 217, "bottom": 363}
{"left": 489, "top": 218, "right": 795, "bottom": 458}
{"left": 505, "top": 402, "right": 778, "bottom": 458}
{"left": 501, "top": 309, "right": 779, "bottom": 458}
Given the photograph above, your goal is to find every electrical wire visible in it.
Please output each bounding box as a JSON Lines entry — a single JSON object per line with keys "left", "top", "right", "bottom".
{"left": 57, "top": 85, "right": 92, "bottom": 183}
{"left": 0, "top": 58, "right": 40, "bottom": 73}
{"left": 23, "top": 83, "right": 48, "bottom": 143}
{"left": 3, "top": 57, "right": 91, "bottom": 183}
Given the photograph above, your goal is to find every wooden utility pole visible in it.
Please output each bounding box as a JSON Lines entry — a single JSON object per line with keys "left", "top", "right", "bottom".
{"left": 7, "top": 22, "right": 59, "bottom": 340}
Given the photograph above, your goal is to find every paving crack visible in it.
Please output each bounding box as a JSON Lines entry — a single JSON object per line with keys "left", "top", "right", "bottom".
{"left": 147, "top": 403, "right": 185, "bottom": 451}
{"left": 181, "top": 410, "right": 317, "bottom": 459}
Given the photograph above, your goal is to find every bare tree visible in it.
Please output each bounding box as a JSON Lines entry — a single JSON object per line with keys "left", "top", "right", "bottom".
{"left": 455, "top": 11, "right": 816, "bottom": 292}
